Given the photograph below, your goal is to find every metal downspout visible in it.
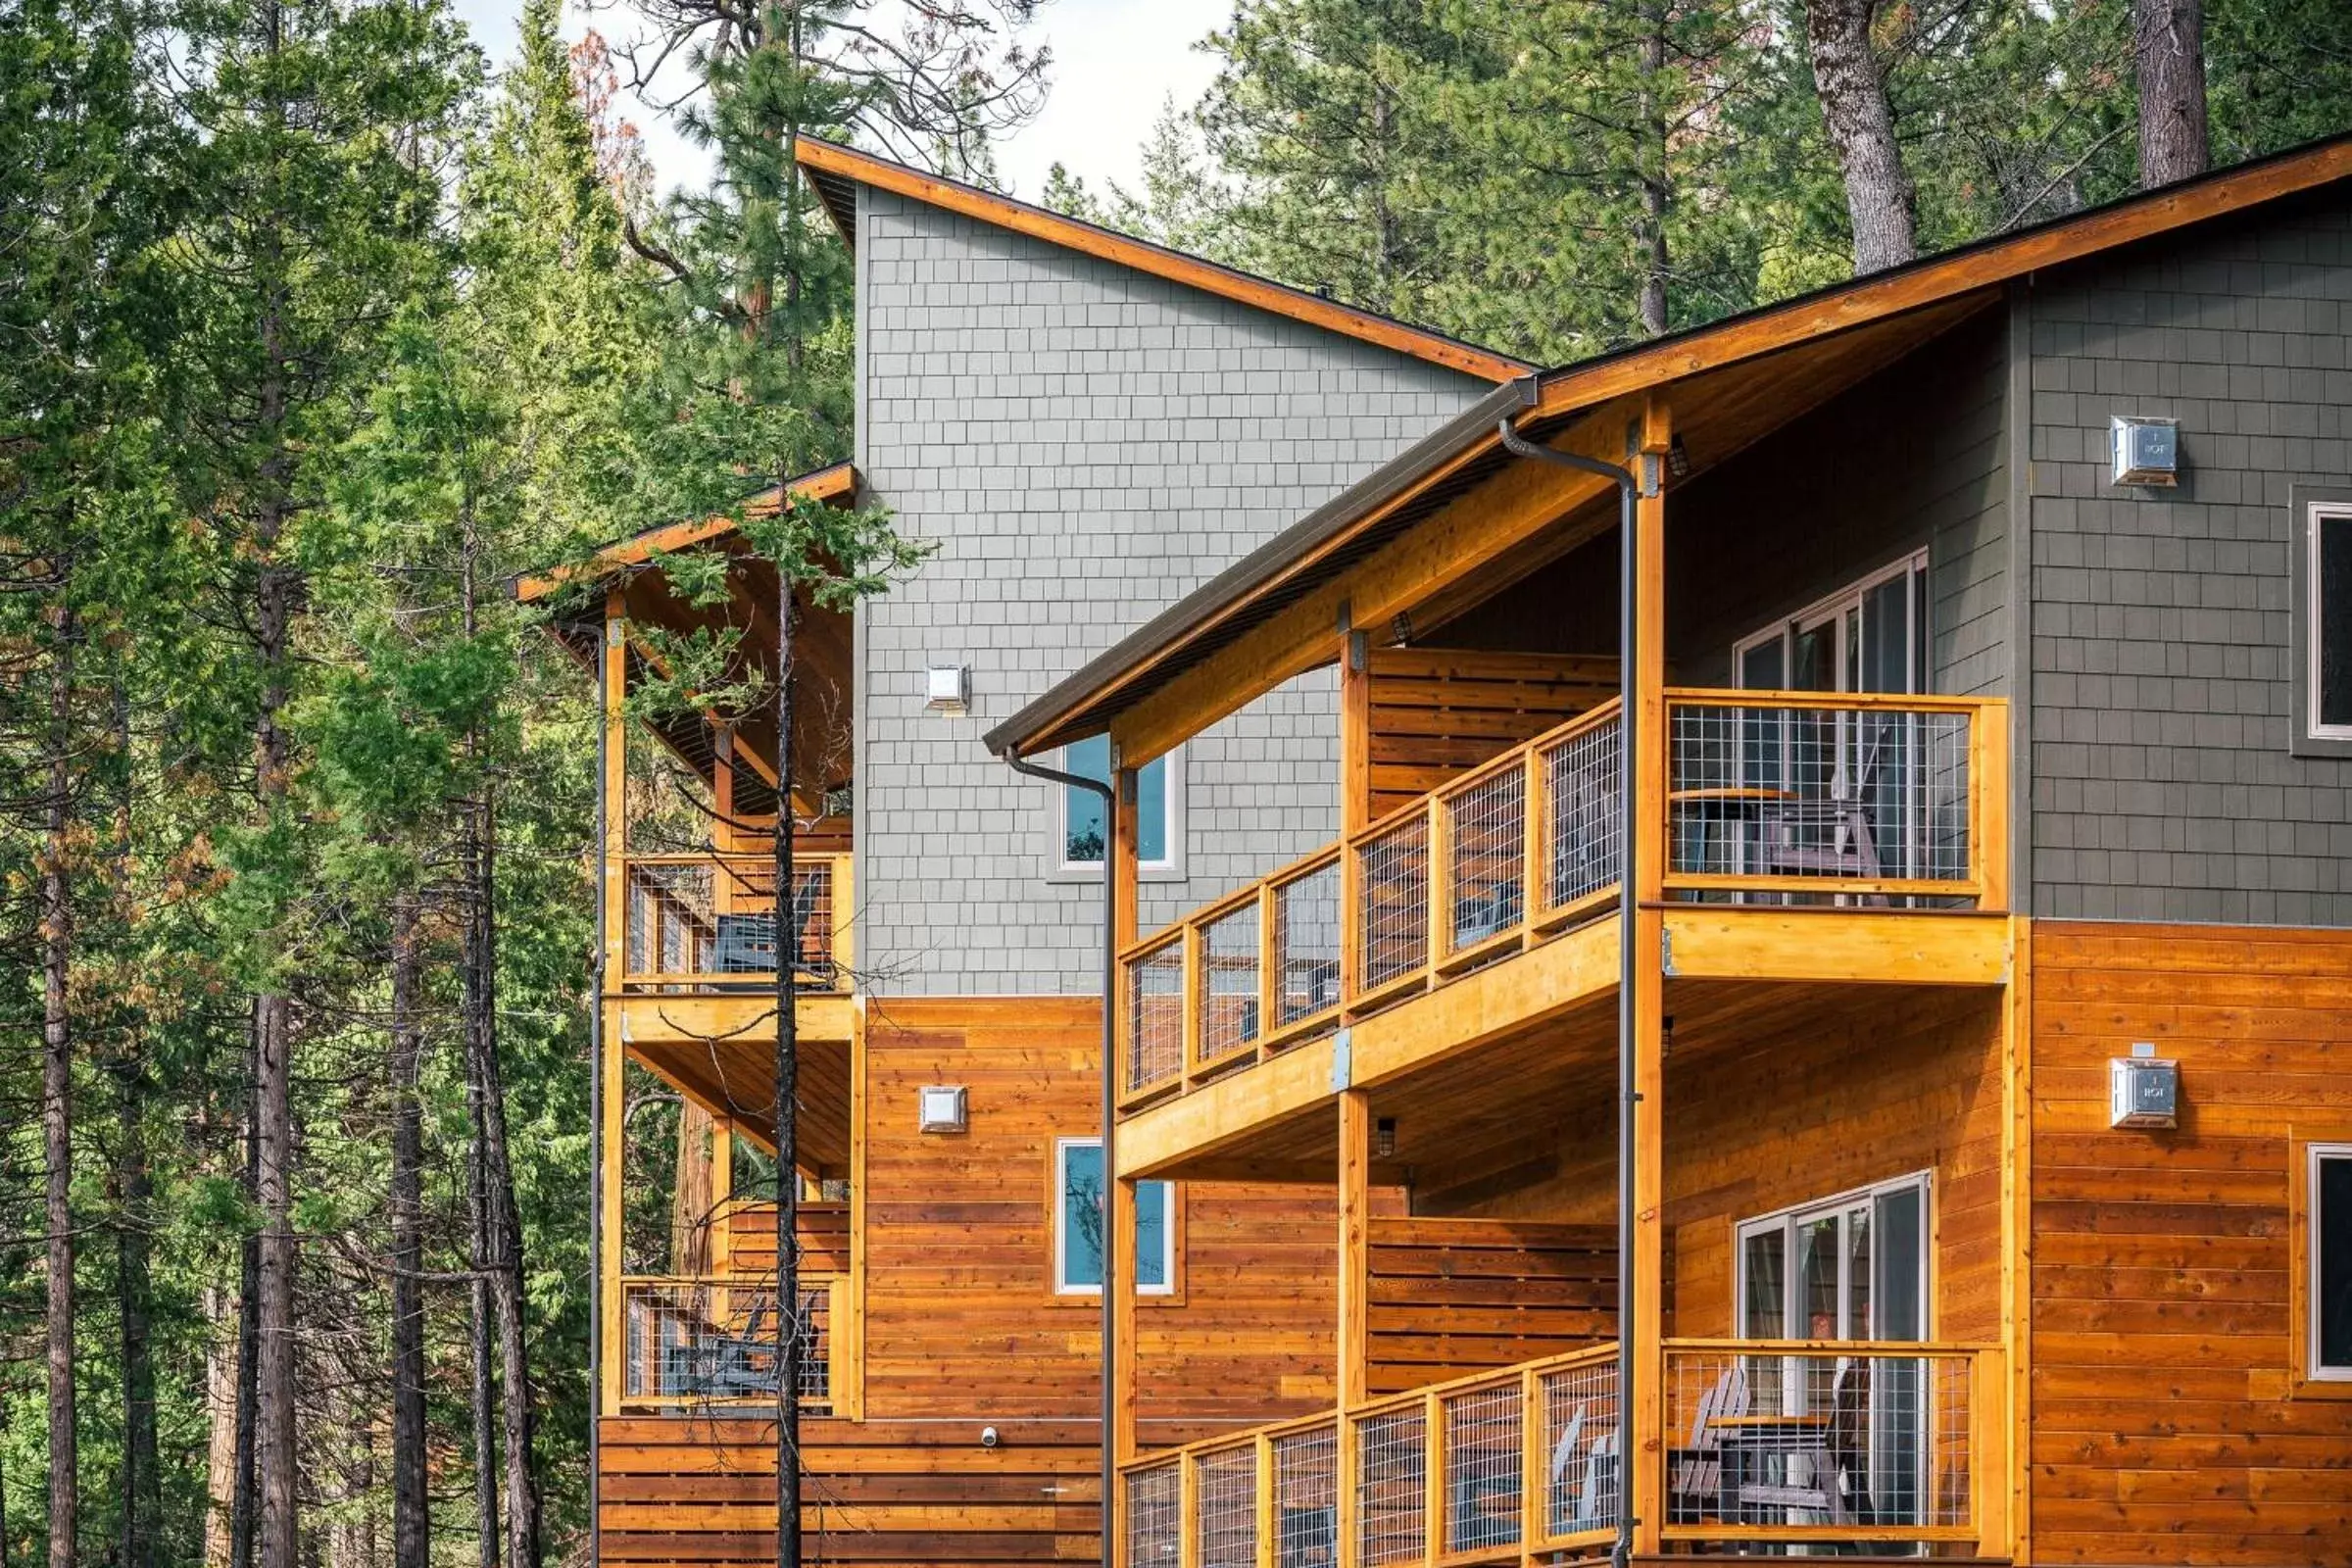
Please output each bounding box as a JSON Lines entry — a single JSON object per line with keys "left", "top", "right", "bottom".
{"left": 1000, "top": 748, "right": 1120, "bottom": 1568}
{"left": 1495, "top": 416, "right": 1642, "bottom": 1568}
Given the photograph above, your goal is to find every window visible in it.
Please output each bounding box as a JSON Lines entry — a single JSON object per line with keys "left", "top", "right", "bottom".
{"left": 1054, "top": 1138, "right": 1173, "bottom": 1296}
{"left": 1733, "top": 552, "right": 1929, "bottom": 698}
{"left": 1054, "top": 735, "right": 1181, "bottom": 880}
{"left": 2306, "top": 1143, "right": 2352, "bottom": 1381}
{"left": 2301, "top": 499, "right": 2352, "bottom": 750}
{"left": 1737, "top": 1173, "right": 1930, "bottom": 1343}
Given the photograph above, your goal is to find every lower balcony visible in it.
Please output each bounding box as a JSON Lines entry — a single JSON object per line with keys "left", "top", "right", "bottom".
{"left": 618, "top": 1271, "right": 853, "bottom": 1415}
{"left": 1122, "top": 1340, "right": 2007, "bottom": 1565}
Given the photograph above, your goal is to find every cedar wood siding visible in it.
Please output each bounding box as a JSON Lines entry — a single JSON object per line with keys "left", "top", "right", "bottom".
{"left": 2028, "top": 919, "right": 2352, "bottom": 1565}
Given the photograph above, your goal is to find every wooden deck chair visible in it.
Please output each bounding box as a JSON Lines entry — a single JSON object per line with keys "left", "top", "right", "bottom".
{"left": 1544, "top": 1403, "right": 1586, "bottom": 1534}
{"left": 1666, "top": 1363, "right": 1749, "bottom": 1521}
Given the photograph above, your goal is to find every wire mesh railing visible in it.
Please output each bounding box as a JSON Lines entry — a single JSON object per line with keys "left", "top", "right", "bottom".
{"left": 618, "top": 853, "right": 849, "bottom": 992}
{"left": 1196, "top": 1442, "right": 1260, "bottom": 1568}
{"left": 617, "top": 1275, "right": 837, "bottom": 1409}
{"left": 1119, "top": 1347, "right": 1623, "bottom": 1568}
{"left": 1198, "top": 899, "right": 1263, "bottom": 1069}
{"left": 1660, "top": 1341, "right": 1995, "bottom": 1547}
{"left": 1665, "top": 694, "right": 1988, "bottom": 906}
{"left": 1125, "top": 935, "right": 1185, "bottom": 1096}
{"left": 1111, "top": 690, "right": 2001, "bottom": 1106}
{"left": 1118, "top": 1340, "right": 2003, "bottom": 1567}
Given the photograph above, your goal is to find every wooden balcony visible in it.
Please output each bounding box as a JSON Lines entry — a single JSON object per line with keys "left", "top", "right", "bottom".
{"left": 620, "top": 850, "right": 855, "bottom": 995}
{"left": 617, "top": 1271, "right": 855, "bottom": 1414}
{"left": 1119, "top": 1340, "right": 2008, "bottom": 1566}
{"left": 1115, "top": 689, "right": 2008, "bottom": 1135}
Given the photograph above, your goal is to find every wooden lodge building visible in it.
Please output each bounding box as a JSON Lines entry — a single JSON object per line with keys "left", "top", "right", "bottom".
{"left": 535, "top": 132, "right": 2352, "bottom": 1568}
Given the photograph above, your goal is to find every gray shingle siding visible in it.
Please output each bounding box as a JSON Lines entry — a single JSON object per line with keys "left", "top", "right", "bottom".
{"left": 852, "top": 186, "right": 1488, "bottom": 994}
{"left": 1665, "top": 311, "right": 2011, "bottom": 696}
{"left": 2025, "top": 185, "right": 2352, "bottom": 922}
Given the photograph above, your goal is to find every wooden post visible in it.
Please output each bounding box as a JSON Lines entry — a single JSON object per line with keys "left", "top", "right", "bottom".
{"left": 1341, "top": 630, "right": 1372, "bottom": 836}
{"left": 1337, "top": 1090, "right": 1372, "bottom": 1412}
{"left": 1629, "top": 397, "right": 1672, "bottom": 1556}
{"left": 1111, "top": 1173, "right": 1141, "bottom": 1465}
{"left": 1421, "top": 1392, "right": 1445, "bottom": 1565}
{"left": 2000, "top": 918, "right": 2032, "bottom": 1560}
{"left": 1114, "top": 766, "right": 1142, "bottom": 951}
{"left": 1425, "top": 794, "right": 1449, "bottom": 977}
{"left": 1253, "top": 1434, "right": 1276, "bottom": 1568}
{"left": 599, "top": 590, "right": 628, "bottom": 1419}
{"left": 845, "top": 997, "right": 868, "bottom": 1421}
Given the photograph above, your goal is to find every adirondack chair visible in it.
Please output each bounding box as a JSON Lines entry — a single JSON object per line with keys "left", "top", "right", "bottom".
{"left": 1734, "top": 1359, "right": 1872, "bottom": 1528}
{"left": 1544, "top": 1403, "right": 1619, "bottom": 1536}
{"left": 1754, "top": 716, "right": 1891, "bottom": 894}
{"left": 1665, "top": 1363, "right": 1750, "bottom": 1523}
{"left": 711, "top": 873, "right": 828, "bottom": 990}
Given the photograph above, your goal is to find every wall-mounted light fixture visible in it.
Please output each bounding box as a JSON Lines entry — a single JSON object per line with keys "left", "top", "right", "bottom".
{"left": 2109, "top": 1042, "right": 2179, "bottom": 1129}
{"left": 925, "top": 663, "right": 971, "bottom": 716}
{"left": 2111, "top": 416, "right": 2180, "bottom": 487}
{"left": 1375, "top": 1117, "right": 1397, "bottom": 1159}
{"left": 918, "top": 1084, "right": 969, "bottom": 1134}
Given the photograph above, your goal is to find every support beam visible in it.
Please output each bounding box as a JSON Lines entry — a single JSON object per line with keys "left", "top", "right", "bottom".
{"left": 1111, "top": 1174, "right": 1140, "bottom": 1467}
{"left": 599, "top": 591, "right": 629, "bottom": 1420}
{"left": 1113, "top": 766, "right": 1141, "bottom": 951}
{"left": 1337, "top": 1090, "right": 1371, "bottom": 1411}
{"left": 1628, "top": 399, "right": 1671, "bottom": 1557}
{"left": 1340, "top": 632, "right": 1371, "bottom": 836}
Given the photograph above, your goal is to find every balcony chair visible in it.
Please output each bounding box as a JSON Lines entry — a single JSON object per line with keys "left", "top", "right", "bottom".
{"left": 1545, "top": 1401, "right": 1619, "bottom": 1536}
{"left": 1274, "top": 1500, "right": 1335, "bottom": 1568}
{"left": 1732, "top": 1358, "right": 1874, "bottom": 1534}
{"left": 672, "top": 1295, "right": 821, "bottom": 1401}
{"left": 1752, "top": 720, "right": 1892, "bottom": 899}
{"left": 711, "top": 874, "right": 829, "bottom": 991}
{"left": 1664, "top": 1363, "right": 1750, "bottom": 1525}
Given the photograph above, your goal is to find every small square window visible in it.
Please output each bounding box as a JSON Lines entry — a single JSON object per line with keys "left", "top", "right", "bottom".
{"left": 1054, "top": 1138, "right": 1172, "bottom": 1296}
{"left": 2309, "top": 1144, "right": 2352, "bottom": 1381}
{"left": 1052, "top": 736, "right": 1182, "bottom": 881}
{"left": 2289, "top": 490, "right": 2352, "bottom": 757}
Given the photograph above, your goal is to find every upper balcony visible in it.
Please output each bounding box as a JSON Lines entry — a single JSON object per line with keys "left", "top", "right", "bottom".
{"left": 1113, "top": 686, "right": 2007, "bottom": 1171}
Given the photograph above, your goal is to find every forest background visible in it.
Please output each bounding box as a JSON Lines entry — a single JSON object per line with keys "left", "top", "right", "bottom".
{"left": 2, "top": 0, "right": 2347, "bottom": 1566}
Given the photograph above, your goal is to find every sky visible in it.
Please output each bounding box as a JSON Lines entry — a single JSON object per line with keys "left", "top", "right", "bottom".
{"left": 445, "top": 0, "right": 1231, "bottom": 204}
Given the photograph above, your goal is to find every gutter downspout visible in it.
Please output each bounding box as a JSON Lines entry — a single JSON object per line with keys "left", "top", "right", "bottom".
{"left": 1495, "top": 416, "right": 1643, "bottom": 1568}
{"left": 999, "top": 748, "right": 1120, "bottom": 1568}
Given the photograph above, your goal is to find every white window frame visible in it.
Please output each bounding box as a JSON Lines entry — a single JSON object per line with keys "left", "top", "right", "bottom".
{"left": 1732, "top": 550, "right": 1930, "bottom": 696}
{"left": 1734, "top": 1170, "right": 1934, "bottom": 1343}
{"left": 1050, "top": 745, "right": 1185, "bottom": 884}
{"left": 2307, "top": 1142, "right": 2352, "bottom": 1382}
{"left": 1052, "top": 1136, "right": 1175, "bottom": 1298}
{"left": 2305, "top": 503, "right": 2352, "bottom": 744}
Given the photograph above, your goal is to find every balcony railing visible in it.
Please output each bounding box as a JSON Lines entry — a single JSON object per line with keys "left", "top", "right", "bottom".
{"left": 1120, "top": 1340, "right": 2004, "bottom": 1567}
{"left": 1117, "top": 690, "right": 2004, "bottom": 1105}
{"left": 1125, "top": 1346, "right": 1621, "bottom": 1568}
{"left": 619, "top": 852, "right": 853, "bottom": 993}
{"left": 618, "top": 1273, "right": 844, "bottom": 1411}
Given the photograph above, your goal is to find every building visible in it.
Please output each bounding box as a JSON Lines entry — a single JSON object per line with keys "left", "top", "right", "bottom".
{"left": 552, "top": 128, "right": 2352, "bottom": 1568}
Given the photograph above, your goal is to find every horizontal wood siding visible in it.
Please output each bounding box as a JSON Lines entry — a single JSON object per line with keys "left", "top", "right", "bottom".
{"left": 598, "top": 1416, "right": 1099, "bottom": 1566}
{"left": 2029, "top": 921, "right": 2352, "bottom": 1564}
{"left": 1366, "top": 1216, "right": 1615, "bottom": 1394}
{"left": 1420, "top": 986, "right": 2006, "bottom": 1344}
{"left": 1366, "top": 647, "right": 1617, "bottom": 817}
{"left": 721, "top": 1200, "right": 850, "bottom": 1275}
{"left": 859, "top": 997, "right": 1338, "bottom": 1441}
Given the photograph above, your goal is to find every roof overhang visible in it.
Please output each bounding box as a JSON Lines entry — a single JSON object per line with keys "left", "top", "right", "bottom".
{"left": 985, "top": 129, "right": 2352, "bottom": 764}
{"left": 793, "top": 137, "right": 1534, "bottom": 384}
{"left": 514, "top": 460, "right": 860, "bottom": 606}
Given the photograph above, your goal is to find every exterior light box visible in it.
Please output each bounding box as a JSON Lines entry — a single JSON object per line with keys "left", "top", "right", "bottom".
{"left": 2111, "top": 416, "right": 2180, "bottom": 487}
{"left": 918, "top": 1084, "right": 969, "bottom": 1134}
{"left": 925, "top": 663, "right": 971, "bottom": 715}
{"left": 2109, "top": 1045, "right": 2179, "bottom": 1129}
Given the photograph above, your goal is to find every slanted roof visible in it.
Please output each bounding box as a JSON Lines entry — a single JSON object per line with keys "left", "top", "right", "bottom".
{"left": 985, "top": 129, "right": 2352, "bottom": 761}
{"left": 513, "top": 460, "right": 860, "bottom": 604}
{"left": 793, "top": 137, "right": 1534, "bottom": 384}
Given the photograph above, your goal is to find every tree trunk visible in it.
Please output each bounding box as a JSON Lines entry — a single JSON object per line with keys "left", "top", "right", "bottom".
{"left": 118, "top": 1061, "right": 159, "bottom": 1568}
{"left": 389, "top": 898, "right": 429, "bottom": 1568}
{"left": 773, "top": 558, "right": 803, "bottom": 1568}
{"left": 2134, "top": 0, "right": 2209, "bottom": 186}
{"left": 251, "top": 0, "right": 301, "bottom": 1555}
{"left": 462, "top": 498, "right": 542, "bottom": 1568}
{"left": 1805, "top": 0, "right": 1916, "bottom": 274}
{"left": 673, "top": 1101, "right": 717, "bottom": 1276}
{"left": 230, "top": 1105, "right": 261, "bottom": 1568}
{"left": 43, "top": 601, "right": 76, "bottom": 1568}
{"left": 468, "top": 1128, "right": 499, "bottom": 1568}
{"left": 205, "top": 1284, "right": 240, "bottom": 1568}
{"left": 1637, "top": 1, "right": 1670, "bottom": 337}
